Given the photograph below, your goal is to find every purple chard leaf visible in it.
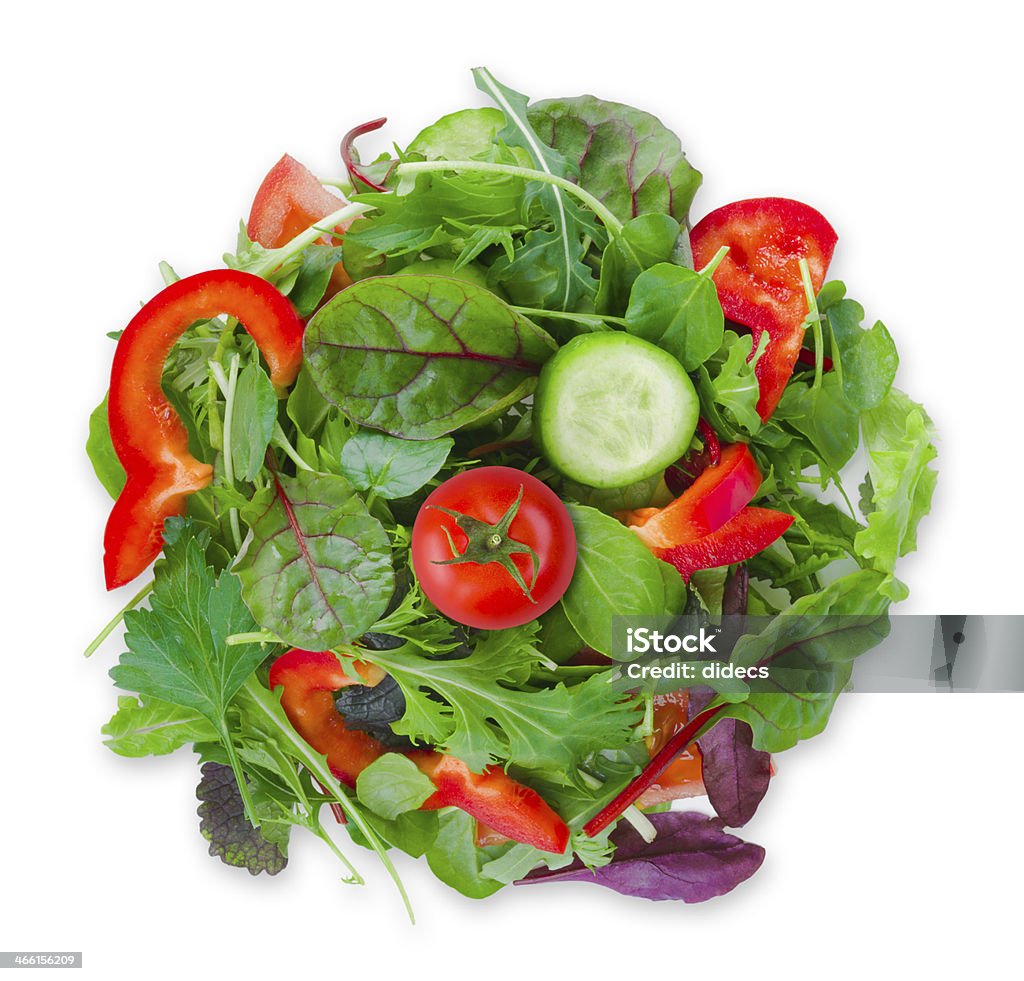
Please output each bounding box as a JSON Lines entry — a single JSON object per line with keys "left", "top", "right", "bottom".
{"left": 516, "top": 811, "right": 764, "bottom": 902}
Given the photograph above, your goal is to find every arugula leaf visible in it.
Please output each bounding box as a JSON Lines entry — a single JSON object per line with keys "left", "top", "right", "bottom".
{"left": 229, "top": 363, "right": 277, "bottom": 483}
{"left": 624, "top": 263, "right": 724, "bottom": 371}
{"left": 595, "top": 213, "right": 686, "bottom": 316}
{"left": 820, "top": 282, "right": 899, "bottom": 411}
{"left": 355, "top": 754, "right": 436, "bottom": 820}
{"left": 196, "top": 762, "right": 288, "bottom": 876}
{"left": 407, "top": 106, "right": 505, "bottom": 160}
{"left": 698, "top": 331, "right": 765, "bottom": 437}
{"left": 363, "top": 622, "right": 639, "bottom": 779}
{"left": 339, "top": 430, "right": 453, "bottom": 500}
{"left": 303, "top": 275, "right": 557, "bottom": 439}
{"left": 560, "top": 504, "right": 669, "bottom": 656}
{"left": 87, "top": 394, "right": 125, "bottom": 498}
{"left": 102, "top": 694, "right": 217, "bottom": 757}
{"left": 474, "top": 68, "right": 599, "bottom": 311}
{"left": 528, "top": 94, "right": 702, "bottom": 224}
{"left": 234, "top": 471, "right": 394, "bottom": 650}
{"left": 346, "top": 168, "right": 524, "bottom": 260}
{"left": 110, "top": 519, "right": 268, "bottom": 818}
{"left": 855, "top": 388, "right": 938, "bottom": 594}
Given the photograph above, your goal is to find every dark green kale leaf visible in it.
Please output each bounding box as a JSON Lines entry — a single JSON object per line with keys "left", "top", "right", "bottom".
{"left": 196, "top": 762, "right": 288, "bottom": 876}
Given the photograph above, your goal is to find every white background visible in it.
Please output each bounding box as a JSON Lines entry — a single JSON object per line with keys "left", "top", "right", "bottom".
{"left": 4, "top": 1, "right": 1022, "bottom": 977}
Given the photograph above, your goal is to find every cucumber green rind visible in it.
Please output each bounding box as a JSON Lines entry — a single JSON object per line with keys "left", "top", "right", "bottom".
{"left": 535, "top": 333, "right": 699, "bottom": 489}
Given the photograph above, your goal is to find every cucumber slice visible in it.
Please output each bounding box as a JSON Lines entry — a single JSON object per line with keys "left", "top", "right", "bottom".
{"left": 535, "top": 333, "right": 699, "bottom": 489}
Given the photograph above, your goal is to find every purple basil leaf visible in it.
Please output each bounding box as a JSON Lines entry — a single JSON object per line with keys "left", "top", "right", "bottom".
{"left": 516, "top": 811, "right": 764, "bottom": 902}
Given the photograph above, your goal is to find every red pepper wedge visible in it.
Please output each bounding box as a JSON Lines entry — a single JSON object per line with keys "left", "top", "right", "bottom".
{"left": 268, "top": 649, "right": 570, "bottom": 855}
{"left": 660, "top": 507, "right": 794, "bottom": 583}
{"left": 619, "top": 443, "right": 762, "bottom": 552}
{"left": 691, "top": 198, "right": 838, "bottom": 420}
{"left": 104, "top": 270, "right": 304, "bottom": 589}
{"left": 247, "top": 153, "right": 355, "bottom": 295}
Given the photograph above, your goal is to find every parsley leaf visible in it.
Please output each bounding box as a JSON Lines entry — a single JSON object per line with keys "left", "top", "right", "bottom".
{"left": 110, "top": 519, "right": 268, "bottom": 820}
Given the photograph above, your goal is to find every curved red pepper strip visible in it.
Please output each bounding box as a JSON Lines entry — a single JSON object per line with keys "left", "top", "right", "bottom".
{"left": 104, "top": 270, "right": 304, "bottom": 589}
{"left": 660, "top": 507, "right": 794, "bottom": 583}
{"left": 268, "top": 649, "right": 570, "bottom": 855}
{"left": 627, "top": 443, "right": 763, "bottom": 551}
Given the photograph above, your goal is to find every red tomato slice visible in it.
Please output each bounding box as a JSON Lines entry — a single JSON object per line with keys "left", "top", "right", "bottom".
{"left": 691, "top": 197, "right": 838, "bottom": 420}
{"left": 246, "top": 153, "right": 354, "bottom": 294}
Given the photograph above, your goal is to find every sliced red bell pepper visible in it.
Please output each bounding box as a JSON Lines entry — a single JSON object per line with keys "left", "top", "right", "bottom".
{"left": 269, "top": 649, "right": 570, "bottom": 855}
{"left": 247, "top": 153, "right": 355, "bottom": 295}
{"left": 660, "top": 507, "right": 794, "bottom": 584}
{"left": 620, "top": 442, "right": 762, "bottom": 551}
{"left": 103, "top": 269, "right": 304, "bottom": 590}
{"left": 691, "top": 197, "right": 838, "bottom": 420}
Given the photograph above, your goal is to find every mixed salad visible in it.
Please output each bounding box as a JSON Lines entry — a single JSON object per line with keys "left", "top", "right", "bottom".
{"left": 85, "top": 68, "right": 937, "bottom": 917}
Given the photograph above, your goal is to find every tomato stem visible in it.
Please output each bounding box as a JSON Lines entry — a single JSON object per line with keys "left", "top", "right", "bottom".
{"left": 429, "top": 484, "right": 541, "bottom": 602}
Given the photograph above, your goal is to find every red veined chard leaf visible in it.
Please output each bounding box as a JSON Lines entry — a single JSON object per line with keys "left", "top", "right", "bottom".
{"left": 303, "top": 275, "right": 557, "bottom": 440}
{"left": 234, "top": 470, "right": 394, "bottom": 650}
{"left": 528, "top": 95, "right": 702, "bottom": 224}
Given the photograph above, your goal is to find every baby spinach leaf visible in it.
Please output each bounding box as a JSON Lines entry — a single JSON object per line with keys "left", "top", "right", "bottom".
{"left": 774, "top": 374, "right": 861, "bottom": 473}
{"left": 596, "top": 213, "right": 687, "bottom": 316}
{"left": 820, "top": 282, "right": 899, "bottom": 411}
{"left": 339, "top": 430, "right": 453, "bottom": 499}
{"left": 426, "top": 810, "right": 507, "bottom": 899}
{"left": 303, "top": 275, "right": 556, "bottom": 439}
{"left": 87, "top": 394, "right": 125, "bottom": 499}
{"left": 406, "top": 106, "right": 505, "bottom": 160}
{"left": 356, "top": 754, "right": 436, "bottom": 820}
{"left": 102, "top": 695, "right": 218, "bottom": 757}
{"left": 560, "top": 504, "right": 669, "bottom": 656}
{"left": 528, "top": 94, "right": 702, "bottom": 224}
{"left": 474, "top": 68, "right": 599, "bottom": 311}
{"left": 230, "top": 363, "right": 277, "bottom": 482}
{"left": 234, "top": 471, "right": 394, "bottom": 649}
{"left": 287, "top": 244, "right": 346, "bottom": 318}
{"left": 855, "top": 389, "right": 938, "bottom": 590}
{"left": 625, "top": 263, "right": 724, "bottom": 371}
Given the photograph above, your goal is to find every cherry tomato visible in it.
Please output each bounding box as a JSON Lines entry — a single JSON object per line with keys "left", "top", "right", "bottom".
{"left": 411, "top": 466, "right": 576, "bottom": 629}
